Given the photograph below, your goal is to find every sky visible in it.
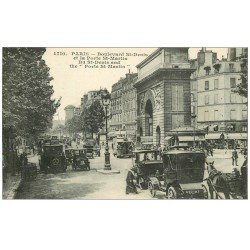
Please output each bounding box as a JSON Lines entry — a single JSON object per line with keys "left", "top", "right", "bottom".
{"left": 43, "top": 48, "right": 228, "bottom": 120}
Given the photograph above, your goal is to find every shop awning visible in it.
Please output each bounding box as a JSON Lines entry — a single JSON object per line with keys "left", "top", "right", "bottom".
{"left": 205, "top": 133, "right": 222, "bottom": 140}
{"left": 178, "top": 136, "right": 205, "bottom": 142}
{"left": 226, "top": 133, "right": 247, "bottom": 140}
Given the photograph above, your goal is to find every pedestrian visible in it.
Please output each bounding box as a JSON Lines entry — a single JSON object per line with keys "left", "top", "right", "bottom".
{"left": 232, "top": 148, "right": 238, "bottom": 167}
{"left": 210, "top": 146, "right": 213, "bottom": 157}
{"left": 125, "top": 168, "right": 138, "bottom": 194}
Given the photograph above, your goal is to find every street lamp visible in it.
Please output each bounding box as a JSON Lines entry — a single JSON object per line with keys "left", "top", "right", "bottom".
{"left": 191, "top": 114, "right": 197, "bottom": 148}
{"left": 101, "top": 92, "right": 111, "bottom": 170}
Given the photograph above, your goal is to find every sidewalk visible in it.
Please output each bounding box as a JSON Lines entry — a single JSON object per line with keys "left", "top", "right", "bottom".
{"left": 2, "top": 173, "right": 22, "bottom": 199}
{"left": 2, "top": 154, "right": 39, "bottom": 200}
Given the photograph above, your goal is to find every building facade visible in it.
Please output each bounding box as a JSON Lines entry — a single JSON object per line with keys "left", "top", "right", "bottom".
{"left": 121, "top": 72, "right": 138, "bottom": 139}
{"left": 135, "top": 48, "right": 195, "bottom": 146}
{"left": 191, "top": 48, "right": 247, "bottom": 146}
{"left": 110, "top": 78, "right": 123, "bottom": 131}
{"left": 109, "top": 72, "right": 138, "bottom": 139}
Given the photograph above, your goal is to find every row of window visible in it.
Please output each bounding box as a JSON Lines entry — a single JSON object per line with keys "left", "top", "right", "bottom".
{"left": 111, "top": 90, "right": 122, "bottom": 99}
{"left": 204, "top": 78, "right": 236, "bottom": 91}
{"left": 122, "top": 90, "right": 135, "bottom": 99}
{"left": 111, "top": 111, "right": 137, "bottom": 123}
{"left": 204, "top": 63, "right": 236, "bottom": 76}
{"left": 203, "top": 92, "right": 243, "bottom": 105}
{"left": 203, "top": 110, "right": 247, "bottom": 121}
{"left": 124, "top": 100, "right": 136, "bottom": 110}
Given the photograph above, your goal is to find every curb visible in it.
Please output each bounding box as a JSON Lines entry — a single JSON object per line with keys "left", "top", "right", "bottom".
{"left": 4, "top": 177, "right": 23, "bottom": 200}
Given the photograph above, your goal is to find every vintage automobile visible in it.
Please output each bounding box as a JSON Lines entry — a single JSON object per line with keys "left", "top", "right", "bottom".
{"left": 148, "top": 149, "right": 208, "bottom": 199}
{"left": 72, "top": 149, "right": 90, "bottom": 171}
{"left": 65, "top": 148, "right": 74, "bottom": 166}
{"left": 39, "top": 144, "right": 67, "bottom": 173}
{"left": 113, "top": 137, "right": 134, "bottom": 158}
{"left": 93, "top": 145, "right": 101, "bottom": 157}
{"left": 83, "top": 145, "right": 94, "bottom": 159}
{"left": 132, "top": 149, "right": 163, "bottom": 189}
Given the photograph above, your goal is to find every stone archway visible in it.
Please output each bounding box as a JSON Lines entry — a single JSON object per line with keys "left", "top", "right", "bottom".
{"left": 145, "top": 99, "right": 153, "bottom": 136}
{"left": 156, "top": 126, "right": 161, "bottom": 146}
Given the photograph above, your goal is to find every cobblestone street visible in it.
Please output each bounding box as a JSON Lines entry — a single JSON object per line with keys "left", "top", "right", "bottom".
{"left": 15, "top": 148, "right": 245, "bottom": 199}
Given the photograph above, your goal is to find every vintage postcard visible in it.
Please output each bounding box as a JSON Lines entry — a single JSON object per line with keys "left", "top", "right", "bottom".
{"left": 2, "top": 47, "right": 248, "bottom": 199}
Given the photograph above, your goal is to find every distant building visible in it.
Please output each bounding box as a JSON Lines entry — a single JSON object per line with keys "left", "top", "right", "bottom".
{"left": 121, "top": 72, "right": 138, "bottom": 140}
{"left": 110, "top": 78, "right": 123, "bottom": 131}
{"left": 191, "top": 47, "right": 247, "bottom": 148}
{"left": 64, "top": 105, "right": 76, "bottom": 122}
{"left": 109, "top": 72, "right": 138, "bottom": 140}
{"left": 74, "top": 107, "right": 81, "bottom": 116}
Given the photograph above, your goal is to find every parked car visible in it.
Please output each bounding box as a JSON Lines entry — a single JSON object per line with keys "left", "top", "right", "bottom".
{"left": 132, "top": 149, "right": 163, "bottom": 189}
{"left": 93, "top": 145, "right": 101, "bottom": 157}
{"left": 113, "top": 137, "right": 134, "bottom": 158}
{"left": 148, "top": 148, "right": 208, "bottom": 199}
{"left": 39, "top": 144, "right": 67, "bottom": 173}
{"left": 83, "top": 145, "right": 94, "bottom": 159}
{"left": 72, "top": 149, "right": 90, "bottom": 171}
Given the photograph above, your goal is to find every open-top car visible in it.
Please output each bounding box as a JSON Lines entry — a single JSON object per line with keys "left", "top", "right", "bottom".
{"left": 72, "top": 149, "right": 90, "bottom": 171}
{"left": 40, "top": 144, "right": 67, "bottom": 173}
{"left": 132, "top": 149, "right": 163, "bottom": 189}
{"left": 148, "top": 149, "right": 207, "bottom": 199}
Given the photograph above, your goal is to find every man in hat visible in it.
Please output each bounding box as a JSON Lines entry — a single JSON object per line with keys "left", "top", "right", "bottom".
{"left": 125, "top": 167, "right": 138, "bottom": 194}
{"left": 232, "top": 148, "right": 238, "bottom": 167}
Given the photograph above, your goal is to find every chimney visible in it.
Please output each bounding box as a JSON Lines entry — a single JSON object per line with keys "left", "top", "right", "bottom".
{"left": 228, "top": 48, "right": 236, "bottom": 61}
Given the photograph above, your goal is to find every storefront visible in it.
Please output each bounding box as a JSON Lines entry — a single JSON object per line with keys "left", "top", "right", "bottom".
{"left": 226, "top": 133, "right": 247, "bottom": 149}
{"left": 205, "top": 133, "right": 247, "bottom": 149}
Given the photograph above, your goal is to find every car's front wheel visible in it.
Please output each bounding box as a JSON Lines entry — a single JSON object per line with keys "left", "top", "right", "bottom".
{"left": 202, "top": 184, "right": 209, "bottom": 199}
{"left": 167, "top": 186, "right": 178, "bottom": 199}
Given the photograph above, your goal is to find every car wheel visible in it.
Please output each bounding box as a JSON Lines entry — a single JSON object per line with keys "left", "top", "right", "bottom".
{"left": 202, "top": 184, "right": 209, "bottom": 199}
{"left": 168, "top": 186, "right": 178, "bottom": 199}
{"left": 138, "top": 177, "right": 145, "bottom": 190}
{"left": 148, "top": 182, "right": 156, "bottom": 197}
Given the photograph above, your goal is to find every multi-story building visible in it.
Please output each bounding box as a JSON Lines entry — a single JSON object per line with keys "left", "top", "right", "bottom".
{"left": 110, "top": 78, "right": 123, "bottom": 131}
{"left": 135, "top": 48, "right": 195, "bottom": 146}
{"left": 191, "top": 48, "right": 247, "bottom": 147}
{"left": 121, "top": 72, "right": 138, "bottom": 139}
{"left": 109, "top": 72, "right": 138, "bottom": 139}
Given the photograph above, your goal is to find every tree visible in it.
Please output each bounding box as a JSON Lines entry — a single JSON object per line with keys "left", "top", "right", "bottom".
{"left": 2, "top": 48, "right": 60, "bottom": 145}
{"left": 65, "top": 115, "right": 82, "bottom": 135}
{"left": 234, "top": 49, "right": 248, "bottom": 99}
{"left": 82, "top": 100, "right": 105, "bottom": 136}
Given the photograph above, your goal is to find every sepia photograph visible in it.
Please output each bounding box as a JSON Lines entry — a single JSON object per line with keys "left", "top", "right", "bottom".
{"left": 2, "top": 47, "right": 248, "bottom": 200}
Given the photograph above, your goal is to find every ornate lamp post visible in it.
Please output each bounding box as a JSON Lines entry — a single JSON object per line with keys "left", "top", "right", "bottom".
{"left": 101, "top": 92, "right": 111, "bottom": 170}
